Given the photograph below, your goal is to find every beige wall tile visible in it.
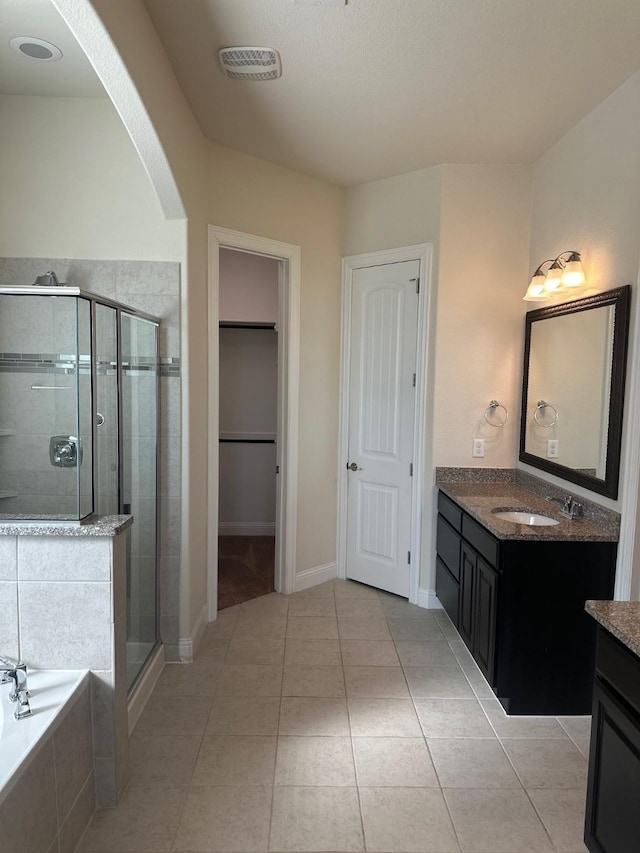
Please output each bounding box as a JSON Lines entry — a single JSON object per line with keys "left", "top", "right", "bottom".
{"left": 53, "top": 686, "right": 93, "bottom": 822}
{"left": 0, "top": 536, "right": 17, "bottom": 580}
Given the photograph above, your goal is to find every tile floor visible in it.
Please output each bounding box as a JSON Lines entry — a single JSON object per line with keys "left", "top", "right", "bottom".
{"left": 78, "top": 579, "right": 590, "bottom": 853}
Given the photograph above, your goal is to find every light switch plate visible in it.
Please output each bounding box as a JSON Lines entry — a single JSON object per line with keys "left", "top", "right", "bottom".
{"left": 547, "top": 439, "right": 559, "bottom": 458}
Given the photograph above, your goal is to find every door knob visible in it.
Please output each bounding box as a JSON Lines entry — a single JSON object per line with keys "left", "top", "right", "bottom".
{"left": 347, "top": 462, "right": 362, "bottom": 471}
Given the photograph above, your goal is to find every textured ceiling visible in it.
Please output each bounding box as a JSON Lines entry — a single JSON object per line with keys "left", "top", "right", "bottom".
{"left": 0, "top": 0, "right": 105, "bottom": 97}
{"left": 143, "top": 0, "right": 640, "bottom": 185}
{"left": 3, "top": 1, "right": 640, "bottom": 187}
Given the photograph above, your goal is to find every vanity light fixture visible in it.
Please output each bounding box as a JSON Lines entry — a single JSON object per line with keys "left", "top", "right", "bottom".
{"left": 523, "top": 251, "right": 586, "bottom": 301}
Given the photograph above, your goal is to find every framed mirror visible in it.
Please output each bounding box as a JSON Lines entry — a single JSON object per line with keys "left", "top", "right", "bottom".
{"left": 519, "top": 285, "right": 631, "bottom": 498}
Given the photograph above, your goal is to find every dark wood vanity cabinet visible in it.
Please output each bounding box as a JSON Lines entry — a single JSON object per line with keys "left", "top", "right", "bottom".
{"left": 585, "top": 628, "right": 640, "bottom": 852}
{"left": 435, "top": 490, "right": 617, "bottom": 715}
{"left": 436, "top": 494, "right": 500, "bottom": 685}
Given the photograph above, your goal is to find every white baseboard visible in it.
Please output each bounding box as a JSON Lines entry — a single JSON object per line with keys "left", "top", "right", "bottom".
{"left": 179, "top": 603, "right": 208, "bottom": 662}
{"left": 218, "top": 522, "right": 276, "bottom": 536}
{"left": 417, "top": 588, "right": 443, "bottom": 609}
{"left": 128, "top": 644, "right": 165, "bottom": 735}
{"left": 295, "top": 561, "right": 337, "bottom": 591}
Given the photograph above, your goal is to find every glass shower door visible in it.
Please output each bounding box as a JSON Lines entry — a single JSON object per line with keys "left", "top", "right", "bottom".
{"left": 121, "top": 312, "right": 159, "bottom": 689}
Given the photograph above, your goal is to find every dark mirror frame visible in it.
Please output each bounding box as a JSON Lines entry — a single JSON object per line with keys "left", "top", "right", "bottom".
{"left": 519, "top": 284, "right": 631, "bottom": 499}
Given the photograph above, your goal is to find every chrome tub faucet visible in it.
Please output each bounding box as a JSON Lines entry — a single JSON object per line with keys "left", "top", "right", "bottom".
{"left": 0, "top": 656, "right": 32, "bottom": 719}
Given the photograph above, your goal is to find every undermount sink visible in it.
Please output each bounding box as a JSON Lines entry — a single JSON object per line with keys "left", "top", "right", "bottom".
{"left": 492, "top": 510, "right": 560, "bottom": 527}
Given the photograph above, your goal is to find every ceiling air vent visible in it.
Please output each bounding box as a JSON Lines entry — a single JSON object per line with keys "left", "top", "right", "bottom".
{"left": 218, "top": 47, "right": 282, "bottom": 81}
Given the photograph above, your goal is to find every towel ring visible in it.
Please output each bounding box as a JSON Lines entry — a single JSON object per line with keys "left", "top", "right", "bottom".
{"left": 484, "top": 400, "right": 508, "bottom": 428}
{"left": 533, "top": 400, "right": 558, "bottom": 427}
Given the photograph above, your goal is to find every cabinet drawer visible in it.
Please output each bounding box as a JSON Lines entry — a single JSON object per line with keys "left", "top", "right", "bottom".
{"left": 436, "top": 516, "right": 461, "bottom": 580}
{"left": 438, "top": 491, "right": 462, "bottom": 532}
{"left": 596, "top": 628, "right": 640, "bottom": 714}
{"left": 462, "top": 514, "right": 499, "bottom": 567}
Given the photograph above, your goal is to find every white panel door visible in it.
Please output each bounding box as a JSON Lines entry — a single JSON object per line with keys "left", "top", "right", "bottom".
{"left": 346, "top": 260, "right": 419, "bottom": 596}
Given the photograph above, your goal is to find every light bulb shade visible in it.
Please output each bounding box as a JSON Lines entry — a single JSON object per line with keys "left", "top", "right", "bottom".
{"left": 523, "top": 274, "right": 548, "bottom": 301}
{"left": 544, "top": 263, "right": 564, "bottom": 292}
{"left": 561, "top": 259, "right": 586, "bottom": 287}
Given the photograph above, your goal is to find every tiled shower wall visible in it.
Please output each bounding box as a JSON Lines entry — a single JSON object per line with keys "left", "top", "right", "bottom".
{"left": 0, "top": 258, "right": 182, "bottom": 660}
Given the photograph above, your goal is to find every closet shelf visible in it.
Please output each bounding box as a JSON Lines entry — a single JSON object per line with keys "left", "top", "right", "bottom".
{"left": 219, "top": 321, "right": 276, "bottom": 330}
{"left": 0, "top": 490, "right": 18, "bottom": 499}
{"left": 219, "top": 438, "right": 276, "bottom": 444}
{"left": 0, "top": 429, "right": 14, "bottom": 436}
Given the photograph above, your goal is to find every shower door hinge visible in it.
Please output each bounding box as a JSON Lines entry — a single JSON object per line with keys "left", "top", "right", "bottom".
{"left": 409, "top": 462, "right": 413, "bottom": 477}
{"left": 410, "top": 277, "right": 420, "bottom": 294}
{"left": 275, "top": 465, "right": 280, "bottom": 474}
{"left": 407, "top": 551, "right": 411, "bottom": 564}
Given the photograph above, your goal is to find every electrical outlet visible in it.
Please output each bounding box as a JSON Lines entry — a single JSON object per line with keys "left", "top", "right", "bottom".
{"left": 547, "top": 439, "right": 559, "bottom": 459}
{"left": 472, "top": 438, "right": 485, "bottom": 458}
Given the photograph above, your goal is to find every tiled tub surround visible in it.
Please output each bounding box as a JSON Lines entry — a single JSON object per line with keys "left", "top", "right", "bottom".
{"left": 0, "top": 671, "right": 94, "bottom": 853}
{"left": 78, "top": 581, "right": 590, "bottom": 853}
{"left": 0, "top": 257, "right": 182, "bottom": 660}
{"left": 0, "top": 517, "right": 131, "bottom": 808}
{"left": 436, "top": 468, "right": 620, "bottom": 541}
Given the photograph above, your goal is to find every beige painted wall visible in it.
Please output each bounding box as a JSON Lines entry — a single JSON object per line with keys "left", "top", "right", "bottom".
{"left": 525, "top": 71, "right": 640, "bottom": 598}
{"left": 343, "top": 166, "right": 442, "bottom": 257}
{"left": 435, "top": 165, "right": 532, "bottom": 469}
{"left": 219, "top": 249, "right": 279, "bottom": 323}
{"left": 0, "top": 95, "right": 184, "bottom": 260}
{"left": 525, "top": 72, "right": 640, "bottom": 510}
{"left": 343, "top": 164, "right": 531, "bottom": 592}
{"left": 208, "top": 142, "right": 345, "bottom": 574}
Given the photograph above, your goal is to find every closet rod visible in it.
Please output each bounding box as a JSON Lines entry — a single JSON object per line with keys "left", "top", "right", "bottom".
{"left": 219, "top": 321, "right": 276, "bottom": 330}
{"left": 219, "top": 438, "right": 276, "bottom": 444}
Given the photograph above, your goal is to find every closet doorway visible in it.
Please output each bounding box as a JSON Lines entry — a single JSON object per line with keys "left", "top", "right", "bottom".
{"left": 218, "top": 249, "right": 279, "bottom": 609}
{"left": 207, "top": 226, "right": 301, "bottom": 621}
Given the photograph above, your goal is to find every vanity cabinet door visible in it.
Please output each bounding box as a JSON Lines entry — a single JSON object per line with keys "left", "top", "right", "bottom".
{"left": 458, "top": 543, "right": 476, "bottom": 650}
{"left": 474, "top": 557, "right": 498, "bottom": 684}
{"left": 585, "top": 677, "right": 640, "bottom": 852}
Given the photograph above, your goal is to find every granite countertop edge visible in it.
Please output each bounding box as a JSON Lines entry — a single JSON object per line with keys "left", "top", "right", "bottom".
{"left": 438, "top": 482, "right": 618, "bottom": 542}
{"left": 585, "top": 600, "right": 640, "bottom": 658}
{"left": 0, "top": 514, "right": 133, "bottom": 537}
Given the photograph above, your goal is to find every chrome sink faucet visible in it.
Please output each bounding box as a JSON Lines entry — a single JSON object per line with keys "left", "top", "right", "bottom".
{"left": 0, "top": 656, "right": 32, "bottom": 719}
{"left": 546, "top": 494, "right": 584, "bottom": 520}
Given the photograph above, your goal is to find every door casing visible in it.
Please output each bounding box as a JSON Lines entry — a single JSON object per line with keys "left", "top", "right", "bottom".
{"left": 207, "top": 226, "right": 301, "bottom": 621}
{"left": 337, "top": 244, "right": 434, "bottom": 605}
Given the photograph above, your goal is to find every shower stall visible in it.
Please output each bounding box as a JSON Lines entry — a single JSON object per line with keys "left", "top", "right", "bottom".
{"left": 0, "top": 284, "right": 160, "bottom": 689}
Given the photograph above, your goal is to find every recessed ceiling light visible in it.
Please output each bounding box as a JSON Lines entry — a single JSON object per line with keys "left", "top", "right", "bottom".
{"left": 9, "top": 36, "right": 63, "bottom": 62}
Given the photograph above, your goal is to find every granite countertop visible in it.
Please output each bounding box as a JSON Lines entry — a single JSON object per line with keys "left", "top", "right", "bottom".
{"left": 439, "top": 482, "right": 618, "bottom": 542}
{"left": 585, "top": 601, "right": 640, "bottom": 658}
{"left": 0, "top": 514, "right": 133, "bottom": 536}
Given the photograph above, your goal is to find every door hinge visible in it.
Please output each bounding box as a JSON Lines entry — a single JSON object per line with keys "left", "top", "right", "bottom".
{"left": 407, "top": 551, "right": 411, "bottom": 564}
{"left": 410, "top": 462, "right": 413, "bottom": 477}
{"left": 275, "top": 465, "right": 280, "bottom": 474}
{"left": 412, "top": 372, "right": 416, "bottom": 387}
